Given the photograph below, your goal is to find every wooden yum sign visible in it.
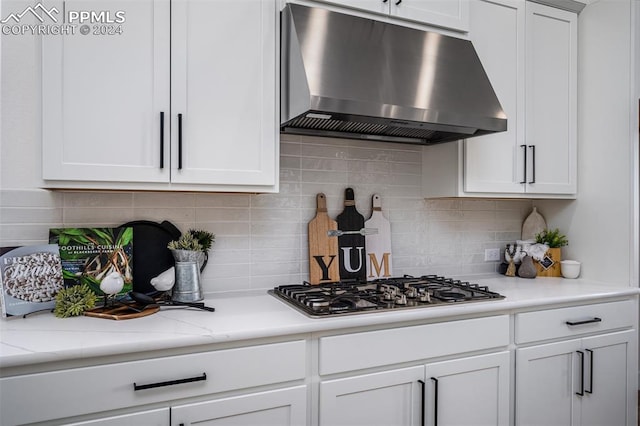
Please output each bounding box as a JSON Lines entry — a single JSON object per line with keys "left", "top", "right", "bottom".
{"left": 308, "top": 190, "right": 393, "bottom": 284}
{"left": 364, "top": 194, "right": 393, "bottom": 281}
{"left": 308, "top": 193, "right": 340, "bottom": 284}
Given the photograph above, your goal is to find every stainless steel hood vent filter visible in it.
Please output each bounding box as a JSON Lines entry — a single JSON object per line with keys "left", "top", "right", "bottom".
{"left": 280, "top": 4, "right": 507, "bottom": 145}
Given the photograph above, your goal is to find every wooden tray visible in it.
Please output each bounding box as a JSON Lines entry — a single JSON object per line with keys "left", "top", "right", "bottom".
{"left": 84, "top": 303, "right": 159, "bottom": 320}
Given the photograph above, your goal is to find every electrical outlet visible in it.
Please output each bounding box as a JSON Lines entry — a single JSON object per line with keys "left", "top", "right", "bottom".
{"left": 484, "top": 248, "right": 501, "bottom": 262}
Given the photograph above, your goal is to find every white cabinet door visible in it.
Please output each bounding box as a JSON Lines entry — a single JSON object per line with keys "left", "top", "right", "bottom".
{"left": 42, "top": 0, "right": 171, "bottom": 183}
{"left": 171, "top": 386, "right": 307, "bottom": 426}
{"left": 392, "top": 0, "right": 469, "bottom": 32}
{"left": 170, "top": 0, "right": 278, "bottom": 187}
{"left": 580, "top": 331, "right": 635, "bottom": 426}
{"left": 66, "top": 408, "right": 169, "bottom": 426}
{"left": 464, "top": 0, "right": 524, "bottom": 194}
{"left": 319, "top": 366, "right": 424, "bottom": 426}
{"left": 516, "top": 339, "right": 581, "bottom": 426}
{"left": 524, "top": 2, "right": 577, "bottom": 194}
{"left": 424, "top": 352, "right": 510, "bottom": 426}
{"left": 516, "top": 330, "right": 635, "bottom": 426}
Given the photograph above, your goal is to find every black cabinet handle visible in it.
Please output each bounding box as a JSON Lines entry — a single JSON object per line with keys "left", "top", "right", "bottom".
{"left": 178, "top": 113, "right": 183, "bottom": 170}
{"left": 566, "top": 317, "right": 602, "bottom": 326}
{"left": 576, "top": 351, "right": 584, "bottom": 396}
{"left": 431, "top": 377, "right": 438, "bottom": 426}
{"left": 395, "top": 0, "right": 402, "bottom": 4}
{"left": 418, "top": 380, "right": 425, "bottom": 426}
{"left": 382, "top": 0, "right": 388, "bottom": 2}
{"left": 133, "top": 372, "right": 206, "bottom": 391}
{"left": 585, "top": 349, "right": 594, "bottom": 394}
{"left": 528, "top": 145, "right": 536, "bottom": 183}
{"left": 520, "top": 144, "right": 527, "bottom": 184}
{"left": 160, "top": 112, "right": 165, "bottom": 169}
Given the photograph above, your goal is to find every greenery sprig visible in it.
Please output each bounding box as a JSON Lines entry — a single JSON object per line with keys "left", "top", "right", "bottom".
{"left": 535, "top": 228, "right": 568, "bottom": 248}
{"left": 168, "top": 229, "right": 215, "bottom": 253}
{"left": 54, "top": 284, "right": 97, "bottom": 318}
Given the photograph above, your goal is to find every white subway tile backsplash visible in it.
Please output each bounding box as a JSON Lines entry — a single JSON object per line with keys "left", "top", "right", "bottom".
{"left": 0, "top": 189, "right": 62, "bottom": 207}
{"left": 0, "top": 207, "right": 62, "bottom": 223}
{"left": 134, "top": 192, "right": 196, "bottom": 208}
{"left": 195, "top": 208, "right": 251, "bottom": 222}
{"left": 132, "top": 207, "right": 196, "bottom": 223}
{"left": 63, "top": 208, "right": 134, "bottom": 225}
{"left": 0, "top": 137, "right": 532, "bottom": 292}
{"left": 63, "top": 191, "right": 133, "bottom": 208}
{"left": 195, "top": 193, "right": 250, "bottom": 208}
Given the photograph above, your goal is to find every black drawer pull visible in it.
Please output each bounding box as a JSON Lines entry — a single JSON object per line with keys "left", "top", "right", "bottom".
{"left": 133, "top": 372, "right": 206, "bottom": 391}
{"left": 566, "top": 317, "right": 602, "bottom": 326}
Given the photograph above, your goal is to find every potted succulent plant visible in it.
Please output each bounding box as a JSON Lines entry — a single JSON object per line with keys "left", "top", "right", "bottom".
{"left": 167, "top": 229, "right": 215, "bottom": 272}
{"left": 534, "top": 228, "right": 568, "bottom": 277}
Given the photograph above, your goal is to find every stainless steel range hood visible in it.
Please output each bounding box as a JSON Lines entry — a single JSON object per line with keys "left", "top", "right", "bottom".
{"left": 281, "top": 4, "right": 507, "bottom": 145}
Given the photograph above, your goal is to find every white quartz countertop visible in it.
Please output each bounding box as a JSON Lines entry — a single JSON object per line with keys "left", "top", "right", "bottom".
{"left": 1, "top": 275, "right": 638, "bottom": 369}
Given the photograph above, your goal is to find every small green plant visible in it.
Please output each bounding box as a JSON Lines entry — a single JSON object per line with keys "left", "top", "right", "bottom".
{"left": 535, "top": 228, "right": 568, "bottom": 248}
{"left": 54, "top": 284, "right": 97, "bottom": 318}
{"left": 188, "top": 229, "right": 215, "bottom": 252}
{"left": 168, "top": 229, "right": 215, "bottom": 253}
{"left": 168, "top": 233, "right": 203, "bottom": 251}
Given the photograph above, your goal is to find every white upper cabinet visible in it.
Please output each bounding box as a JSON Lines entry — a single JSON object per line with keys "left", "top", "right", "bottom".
{"left": 312, "top": 0, "right": 470, "bottom": 31}
{"left": 42, "top": 0, "right": 171, "bottom": 184}
{"left": 43, "top": 0, "right": 278, "bottom": 192}
{"left": 170, "top": 0, "right": 278, "bottom": 187}
{"left": 422, "top": 0, "right": 577, "bottom": 198}
{"left": 524, "top": 2, "right": 577, "bottom": 195}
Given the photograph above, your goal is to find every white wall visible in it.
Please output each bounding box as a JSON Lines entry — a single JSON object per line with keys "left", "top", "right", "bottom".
{"left": 539, "top": 0, "right": 636, "bottom": 286}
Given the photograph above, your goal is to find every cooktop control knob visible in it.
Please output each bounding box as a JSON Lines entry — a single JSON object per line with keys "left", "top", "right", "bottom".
{"left": 419, "top": 292, "right": 431, "bottom": 303}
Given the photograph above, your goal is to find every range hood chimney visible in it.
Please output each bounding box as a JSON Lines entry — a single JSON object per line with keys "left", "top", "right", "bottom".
{"left": 281, "top": 4, "right": 507, "bottom": 145}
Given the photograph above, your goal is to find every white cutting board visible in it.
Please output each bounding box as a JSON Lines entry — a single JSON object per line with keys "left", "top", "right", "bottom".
{"left": 365, "top": 194, "right": 393, "bottom": 280}
{"left": 521, "top": 207, "right": 547, "bottom": 240}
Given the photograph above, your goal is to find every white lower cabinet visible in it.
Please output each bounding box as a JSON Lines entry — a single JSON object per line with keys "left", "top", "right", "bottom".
{"left": 515, "top": 301, "right": 637, "bottom": 426}
{"left": 171, "top": 386, "right": 307, "bottom": 426}
{"left": 318, "top": 315, "right": 511, "bottom": 426}
{"left": 66, "top": 387, "right": 307, "bottom": 426}
{"left": 0, "top": 341, "right": 306, "bottom": 426}
{"left": 319, "top": 352, "right": 510, "bottom": 426}
{"left": 516, "top": 331, "right": 635, "bottom": 426}
{"left": 320, "top": 366, "right": 424, "bottom": 426}
{"left": 424, "top": 352, "right": 510, "bottom": 426}
{"left": 66, "top": 408, "right": 170, "bottom": 426}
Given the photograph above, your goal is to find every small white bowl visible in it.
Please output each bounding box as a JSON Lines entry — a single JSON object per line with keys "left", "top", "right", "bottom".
{"left": 561, "top": 260, "right": 581, "bottom": 279}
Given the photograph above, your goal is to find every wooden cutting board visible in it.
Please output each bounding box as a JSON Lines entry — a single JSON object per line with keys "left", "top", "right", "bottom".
{"left": 336, "top": 188, "right": 366, "bottom": 281}
{"left": 308, "top": 193, "right": 340, "bottom": 284}
{"left": 365, "top": 194, "right": 393, "bottom": 280}
{"left": 84, "top": 303, "right": 159, "bottom": 320}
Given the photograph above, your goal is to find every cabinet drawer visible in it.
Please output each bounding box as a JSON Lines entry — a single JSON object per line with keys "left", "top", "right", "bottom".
{"left": 319, "top": 315, "right": 509, "bottom": 375}
{"left": 515, "top": 300, "right": 634, "bottom": 344}
{"left": 0, "top": 340, "right": 305, "bottom": 426}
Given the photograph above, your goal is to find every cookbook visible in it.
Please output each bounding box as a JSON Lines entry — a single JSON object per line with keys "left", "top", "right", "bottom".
{"left": 0, "top": 244, "right": 64, "bottom": 317}
{"left": 49, "top": 227, "right": 134, "bottom": 297}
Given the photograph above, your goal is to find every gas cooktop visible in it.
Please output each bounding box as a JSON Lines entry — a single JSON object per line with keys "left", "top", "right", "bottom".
{"left": 269, "top": 275, "right": 505, "bottom": 318}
